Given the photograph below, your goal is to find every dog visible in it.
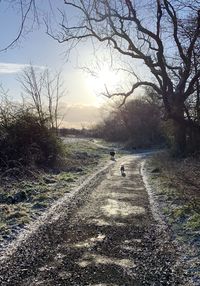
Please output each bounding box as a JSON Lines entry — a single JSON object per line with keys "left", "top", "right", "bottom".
{"left": 110, "top": 150, "right": 116, "bottom": 160}
{"left": 120, "top": 165, "right": 126, "bottom": 177}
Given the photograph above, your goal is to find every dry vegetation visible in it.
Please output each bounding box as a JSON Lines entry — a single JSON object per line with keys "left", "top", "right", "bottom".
{"left": 145, "top": 152, "right": 200, "bottom": 283}
{"left": 146, "top": 152, "right": 200, "bottom": 239}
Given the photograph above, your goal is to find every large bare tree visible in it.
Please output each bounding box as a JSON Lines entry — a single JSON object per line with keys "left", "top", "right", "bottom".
{"left": 49, "top": 0, "right": 200, "bottom": 154}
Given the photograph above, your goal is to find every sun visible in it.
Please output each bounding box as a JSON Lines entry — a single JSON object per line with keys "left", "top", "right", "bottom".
{"left": 97, "top": 67, "right": 119, "bottom": 88}
{"left": 84, "top": 64, "right": 122, "bottom": 107}
{"left": 86, "top": 65, "right": 120, "bottom": 95}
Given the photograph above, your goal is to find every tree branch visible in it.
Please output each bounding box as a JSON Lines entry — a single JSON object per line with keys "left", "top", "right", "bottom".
{"left": 0, "top": 0, "right": 37, "bottom": 52}
{"left": 104, "top": 81, "right": 161, "bottom": 102}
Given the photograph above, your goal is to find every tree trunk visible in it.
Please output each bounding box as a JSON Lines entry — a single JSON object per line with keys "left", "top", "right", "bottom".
{"left": 171, "top": 101, "right": 186, "bottom": 156}
{"left": 187, "top": 127, "right": 200, "bottom": 154}
{"left": 173, "top": 119, "right": 186, "bottom": 156}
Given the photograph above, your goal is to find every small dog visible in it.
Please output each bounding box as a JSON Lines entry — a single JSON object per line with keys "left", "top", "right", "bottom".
{"left": 120, "top": 165, "right": 126, "bottom": 177}
{"left": 110, "top": 150, "right": 116, "bottom": 161}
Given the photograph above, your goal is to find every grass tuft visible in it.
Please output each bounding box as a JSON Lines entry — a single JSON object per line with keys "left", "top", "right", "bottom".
{"left": 186, "top": 213, "right": 200, "bottom": 230}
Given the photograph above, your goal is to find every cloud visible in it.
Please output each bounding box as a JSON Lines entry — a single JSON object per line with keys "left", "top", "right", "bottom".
{"left": 0, "top": 63, "right": 44, "bottom": 74}
{"left": 60, "top": 104, "right": 102, "bottom": 128}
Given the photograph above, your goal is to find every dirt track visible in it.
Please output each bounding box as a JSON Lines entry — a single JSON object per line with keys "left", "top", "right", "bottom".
{"left": 0, "top": 155, "right": 183, "bottom": 285}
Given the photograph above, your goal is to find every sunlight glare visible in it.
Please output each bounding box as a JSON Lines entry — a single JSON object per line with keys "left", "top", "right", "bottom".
{"left": 86, "top": 65, "right": 120, "bottom": 100}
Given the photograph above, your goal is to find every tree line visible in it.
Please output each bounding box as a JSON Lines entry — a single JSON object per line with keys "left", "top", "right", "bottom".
{"left": 91, "top": 90, "right": 165, "bottom": 149}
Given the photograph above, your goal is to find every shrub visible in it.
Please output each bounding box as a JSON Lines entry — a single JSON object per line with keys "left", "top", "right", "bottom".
{"left": 92, "top": 99, "right": 165, "bottom": 148}
{"left": 0, "top": 111, "right": 64, "bottom": 169}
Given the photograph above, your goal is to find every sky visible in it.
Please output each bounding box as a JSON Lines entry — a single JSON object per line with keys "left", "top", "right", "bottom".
{"left": 0, "top": 0, "right": 146, "bottom": 128}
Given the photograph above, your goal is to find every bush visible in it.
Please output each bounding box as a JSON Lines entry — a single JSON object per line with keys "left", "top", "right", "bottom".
{"left": 0, "top": 111, "right": 64, "bottom": 169}
{"left": 92, "top": 99, "right": 165, "bottom": 148}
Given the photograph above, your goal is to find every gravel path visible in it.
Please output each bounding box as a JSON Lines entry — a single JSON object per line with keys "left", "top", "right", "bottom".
{"left": 0, "top": 155, "right": 184, "bottom": 285}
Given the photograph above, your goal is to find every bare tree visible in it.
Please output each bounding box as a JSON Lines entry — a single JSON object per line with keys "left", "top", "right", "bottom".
{"left": 45, "top": 69, "right": 65, "bottom": 132}
{"left": 19, "top": 65, "right": 45, "bottom": 124}
{"left": 0, "top": 85, "right": 16, "bottom": 128}
{"left": 0, "top": 0, "right": 38, "bottom": 52}
{"left": 48, "top": 0, "right": 200, "bottom": 154}
{"left": 19, "top": 65, "right": 66, "bottom": 132}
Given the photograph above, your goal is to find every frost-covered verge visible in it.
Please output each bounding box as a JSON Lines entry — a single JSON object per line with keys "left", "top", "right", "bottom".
{"left": 142, "top": 153, "right": 200, "bottom": 286}
{"left": 0, "top": 138, "right": 120, "bottom": 252}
